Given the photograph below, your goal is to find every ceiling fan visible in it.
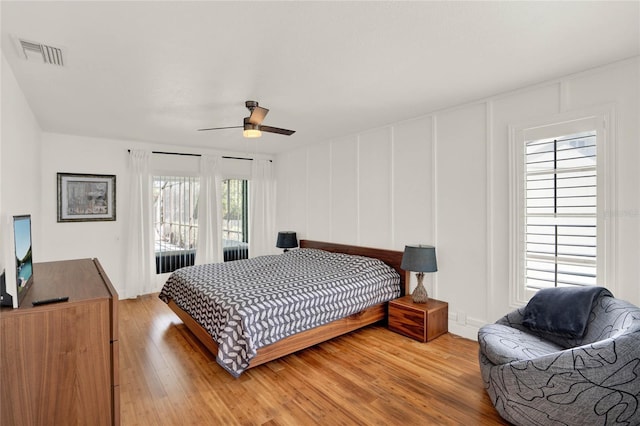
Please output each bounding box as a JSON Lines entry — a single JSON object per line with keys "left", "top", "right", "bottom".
{"left": 198, "top": 100, "right": 295, "bottom": 138}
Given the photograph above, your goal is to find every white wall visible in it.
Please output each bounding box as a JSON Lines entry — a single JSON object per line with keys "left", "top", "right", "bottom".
{"left": 36, "top": 133, "right": 272, "bottom": 297}
{"left": 0, "top": 53, "right": 41, "bottom": 282}
{"left": 276, "top": 57, "right": 640, "bottom": 339}
{"left": 38, "top": 134, "right": 130, "bottom": 294}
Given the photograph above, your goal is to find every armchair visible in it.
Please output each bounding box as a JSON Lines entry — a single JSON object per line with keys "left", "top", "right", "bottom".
{"left": 478, "top": 289, "right": 640, "bottom": 425}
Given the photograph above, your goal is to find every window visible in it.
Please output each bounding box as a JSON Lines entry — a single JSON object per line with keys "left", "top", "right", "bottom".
{"left": 510, "top": 108, "right": 614, "bottom": 305}
{"left": 222, "top": 179, "right": 249, "bottom": 261}
{"left": 524, "top": 131, "right": 597, "bottom": 289}
{"left": 153, "top": 175, "right": 199, "bottom": 273}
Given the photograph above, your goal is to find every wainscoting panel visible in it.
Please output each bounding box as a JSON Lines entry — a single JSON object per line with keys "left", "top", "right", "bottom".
{"left": 330, "top": 135, "right": 359, "bottom": 244}
{"left": 358, "top": 127, "right": 392, "bottom": 248}
{"left": 306, "top": 143, "right": 332, "bottom": 243}
{"left": 392, "top": 116, "right": 434, "bottom": 251}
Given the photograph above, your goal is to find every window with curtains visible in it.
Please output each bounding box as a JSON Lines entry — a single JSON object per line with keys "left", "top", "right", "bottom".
{"left": 153, "top": 175, "right": 199, "bottom": 274}
{"left": 222, "top": 179, "right": 249, "bottom": 261}
{"left": 523, "top": 131, "right": 597, "bottom": 290}
{"left": 510, "top": 109, "right": 613, "bottom": 305}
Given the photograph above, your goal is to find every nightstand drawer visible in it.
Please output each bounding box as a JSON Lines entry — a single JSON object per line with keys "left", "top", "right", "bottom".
{"left": 389, "top": 306, "right": 426, "bottom": 341}
{"left": 388, "top": 296, "right": 448, "bottom": 342}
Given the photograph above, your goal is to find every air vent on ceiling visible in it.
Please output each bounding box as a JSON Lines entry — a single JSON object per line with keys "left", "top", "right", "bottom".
{"left": 16, "top": 37, "right": 64, "bottom": 66}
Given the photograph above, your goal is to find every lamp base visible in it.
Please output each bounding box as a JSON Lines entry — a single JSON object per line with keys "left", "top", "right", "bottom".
{"left": 411, "top": 272, "right": 429, "bottom": 304}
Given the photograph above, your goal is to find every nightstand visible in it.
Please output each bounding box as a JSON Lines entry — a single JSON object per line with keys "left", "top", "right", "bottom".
{"left": 388, "top": 295, "right": 448, "bottom": 342}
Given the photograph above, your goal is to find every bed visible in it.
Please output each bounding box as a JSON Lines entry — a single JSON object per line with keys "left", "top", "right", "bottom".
{"left": 159, "top": 240, "right": 410, "bottom": 376}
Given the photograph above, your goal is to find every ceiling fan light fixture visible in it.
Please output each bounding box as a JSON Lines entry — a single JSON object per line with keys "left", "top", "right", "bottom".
{"left": 243, "top": 128, "right": 262, "bottom": 138}
{"left": 243, "top": 118, "right": 262, "bottom": 138}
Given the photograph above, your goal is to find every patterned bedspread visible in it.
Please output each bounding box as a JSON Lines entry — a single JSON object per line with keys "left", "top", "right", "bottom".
{"left": 159, "top": 248, "right": 401, "bottom": 376}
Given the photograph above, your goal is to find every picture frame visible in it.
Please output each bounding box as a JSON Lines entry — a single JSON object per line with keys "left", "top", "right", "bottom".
{"left": 57, "top": 173, "right": 116, "bottom": 222}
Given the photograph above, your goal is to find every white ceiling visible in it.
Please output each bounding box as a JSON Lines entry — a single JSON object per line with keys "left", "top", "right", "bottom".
{"left": 2, "top": 1, "right": 639, "bottom": 155}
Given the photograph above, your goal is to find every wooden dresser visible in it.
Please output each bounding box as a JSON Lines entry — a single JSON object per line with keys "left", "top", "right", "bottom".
{"left": 0, "top": 259, "right": 119, "bottom": 426}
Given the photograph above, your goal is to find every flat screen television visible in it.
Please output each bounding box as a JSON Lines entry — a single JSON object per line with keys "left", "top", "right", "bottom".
{"left": 13, "top": 214, "right": 34, "bottom": 304}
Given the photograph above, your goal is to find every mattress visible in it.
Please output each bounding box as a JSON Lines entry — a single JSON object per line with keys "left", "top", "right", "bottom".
{"left": 158, "top": 248, "right": 401, "bottom": 376}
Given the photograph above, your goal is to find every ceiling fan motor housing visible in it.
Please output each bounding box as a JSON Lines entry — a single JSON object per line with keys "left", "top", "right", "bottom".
{"left": 243, "top": 117, "right": 260, "bottom": 131}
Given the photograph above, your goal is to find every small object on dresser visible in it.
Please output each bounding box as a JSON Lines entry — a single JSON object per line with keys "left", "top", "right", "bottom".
{"left": 32, "top": 296, "right": 69, "bottom": 306}
{"left": 400, "top": 245, "right": 438, "bottom": 303}
{"left": 388, "top": 295, "right": 448, "bottom": 342}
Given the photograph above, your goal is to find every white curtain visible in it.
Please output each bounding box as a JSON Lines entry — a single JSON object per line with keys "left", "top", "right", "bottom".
{"left": 195, "top": 155, "right": 223, "bottom": 265}
{"left": 249, "top": 159, "right": 277, "bottom": 257}
{"left": 124, "top": 149, "right": 155, "bottom": 298}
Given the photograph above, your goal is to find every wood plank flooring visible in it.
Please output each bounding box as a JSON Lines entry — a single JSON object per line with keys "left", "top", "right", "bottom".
{"left": 119, "top": 294, "right": 508, "bottom": 425}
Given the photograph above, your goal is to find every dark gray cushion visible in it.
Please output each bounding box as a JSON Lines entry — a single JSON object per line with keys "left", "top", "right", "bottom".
{"left": 522, "top": 286, "right": 612, "bottom": 338}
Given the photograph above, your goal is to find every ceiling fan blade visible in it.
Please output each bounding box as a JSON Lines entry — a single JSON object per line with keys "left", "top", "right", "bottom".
{"left": 197, "top": 125, "right": 243, "bottom": 131}
{"left": 248, "top": 106, "right": 269, "bottom": 125}
{"left": 260, "top": 125, "right": 295, "bottom": 136}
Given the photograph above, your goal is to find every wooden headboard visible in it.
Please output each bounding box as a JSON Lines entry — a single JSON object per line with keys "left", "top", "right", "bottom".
{"left": 299, "top": 240, "right": 410, "bottom": 296}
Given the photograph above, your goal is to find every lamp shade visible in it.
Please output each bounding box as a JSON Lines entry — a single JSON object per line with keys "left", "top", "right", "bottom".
{"left": 401, "top": 245, "right": 437, "bottom": 272}
{"left": 276, "top": 231, "right": 298, "bottom": 249}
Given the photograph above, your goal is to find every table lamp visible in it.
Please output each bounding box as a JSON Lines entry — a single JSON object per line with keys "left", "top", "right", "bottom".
{"left": 401, "top": 245, "right": 438, "bottom": 303}
{"left": 276, "top": 231, "right": 298, "bottom": 252}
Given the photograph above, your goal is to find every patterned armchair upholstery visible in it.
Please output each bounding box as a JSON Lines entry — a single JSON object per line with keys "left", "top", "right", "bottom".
{"left": 478, "top": 291, "right": 640, "bottom": 425}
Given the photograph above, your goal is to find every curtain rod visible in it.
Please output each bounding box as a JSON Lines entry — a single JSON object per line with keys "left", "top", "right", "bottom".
{"left": 127, "top": 150, "right": 271, "bottom": 162}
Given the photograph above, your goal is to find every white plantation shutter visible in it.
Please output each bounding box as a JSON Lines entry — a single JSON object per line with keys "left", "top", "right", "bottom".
{"left": 524, "top": 131, "right": 597, "bottom": 290}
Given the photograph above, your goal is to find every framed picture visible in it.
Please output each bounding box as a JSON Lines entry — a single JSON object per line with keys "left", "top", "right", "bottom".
{"left": 57, "top": 173, "right": 116, "bottom": 222}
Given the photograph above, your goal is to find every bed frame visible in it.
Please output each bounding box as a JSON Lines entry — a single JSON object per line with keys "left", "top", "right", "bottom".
{"left": 166, "top": 240, "right": 410, "bottom": 370}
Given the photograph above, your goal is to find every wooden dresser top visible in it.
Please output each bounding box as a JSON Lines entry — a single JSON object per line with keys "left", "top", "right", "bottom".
{"left": 2, "top": 258, "right": 115, "bottom": 314}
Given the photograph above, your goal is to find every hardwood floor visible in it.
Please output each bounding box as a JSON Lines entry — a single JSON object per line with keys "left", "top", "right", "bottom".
{"left": 119, "top": 294, "right": 508, "bottom": 425}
